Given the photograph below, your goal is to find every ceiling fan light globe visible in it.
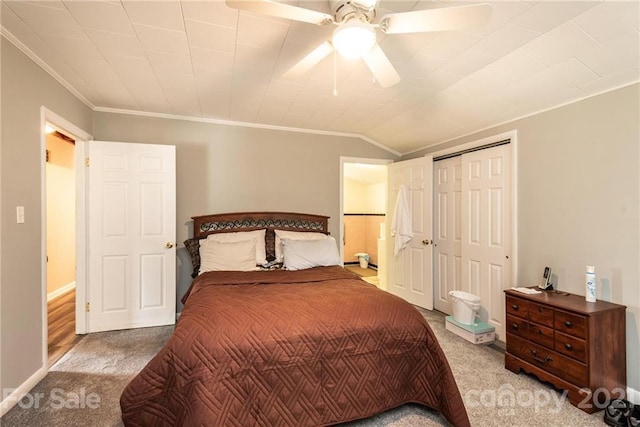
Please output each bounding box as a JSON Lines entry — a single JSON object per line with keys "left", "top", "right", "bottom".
{"left": 332, "top": 21, "right": 376, "bottom": 59}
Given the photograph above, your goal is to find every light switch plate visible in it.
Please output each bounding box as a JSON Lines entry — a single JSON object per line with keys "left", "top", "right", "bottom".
{"left": 16, "top": 206, "right": 24, "bottom": 223}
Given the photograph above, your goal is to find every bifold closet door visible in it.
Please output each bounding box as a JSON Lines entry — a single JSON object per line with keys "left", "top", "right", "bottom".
{"left": 433, "top": 144, "right": 511, "bottom": 339}
{"left": 461, "top": 144, "right": 511, "bottom": 340}
{"left": 433, "top": 157, "right": 462, "bottom": 314}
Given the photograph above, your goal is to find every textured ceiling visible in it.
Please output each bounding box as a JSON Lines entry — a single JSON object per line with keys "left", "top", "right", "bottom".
{"left": 1, "top": 0, "right": 639, "bottom": 155}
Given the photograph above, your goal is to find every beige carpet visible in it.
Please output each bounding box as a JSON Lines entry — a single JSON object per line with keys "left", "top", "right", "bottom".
{"left": 0, "top": 326, "right": 173, "bottom": 426}
{"left": 1, "top": 309, "right": 607, "bottom": 426}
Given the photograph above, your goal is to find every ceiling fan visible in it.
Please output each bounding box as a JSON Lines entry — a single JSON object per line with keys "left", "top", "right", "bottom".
{"left": 226, "top": 0, "right": 492, "bottom": 88}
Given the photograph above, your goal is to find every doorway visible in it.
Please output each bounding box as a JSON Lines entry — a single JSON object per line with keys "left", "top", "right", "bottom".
{"left": 40, "top": 122, "right": 176, "bottom": 342}
{"left": 44, "top": 125, "right": 81, "bottom": 365}
{"left": 340, "top": 158, "right": 391, "bottom": 288}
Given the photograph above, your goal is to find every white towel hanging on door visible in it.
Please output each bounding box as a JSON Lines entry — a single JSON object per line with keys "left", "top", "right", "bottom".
{"left": 391, "top": 184, "right": 412, "bottom": 255}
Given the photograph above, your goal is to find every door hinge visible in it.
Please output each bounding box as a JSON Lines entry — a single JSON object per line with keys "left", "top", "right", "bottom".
{"left": 85, "top": 157, "right": 90, "bottom": 167}
{"left": 85, "top": 302, "right": 90, "bottom": 312}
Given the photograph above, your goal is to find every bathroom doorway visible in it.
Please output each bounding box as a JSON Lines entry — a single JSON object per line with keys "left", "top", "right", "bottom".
{"left": 340, "top": 159, "right": 389, "bottom": 288}
{"left": 45, "top": 124, "right": 80, "bottom": 366}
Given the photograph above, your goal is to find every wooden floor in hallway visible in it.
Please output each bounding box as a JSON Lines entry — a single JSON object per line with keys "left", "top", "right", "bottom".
{"left": 344, "top": 265, "right": 377, "bottom": 277}
{"left": 345, "top": 265, "right": 380, "bottom": 286}
{"left": 48, "top": 289, "right": 82, "bottom": 366}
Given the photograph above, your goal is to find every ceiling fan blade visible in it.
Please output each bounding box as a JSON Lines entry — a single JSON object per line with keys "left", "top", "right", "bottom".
{"left": 380, "top": 3, "right": 492, "bottom": 34}
{"left": 282, "top": 42, "right": 334, "bottom": 79}
{"left": 362, "top": 44, "right": 401, "bottom": 88}
{"left": 226, "top": 0, "right": 334, "bottom": 25}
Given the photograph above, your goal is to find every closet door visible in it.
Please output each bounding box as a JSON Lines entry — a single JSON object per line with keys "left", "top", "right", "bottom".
{"left": 461, "top": 144, "right": 511, "bottom": 340}
{"left": 433, "top": 157, "right": 462, "bottom": 314}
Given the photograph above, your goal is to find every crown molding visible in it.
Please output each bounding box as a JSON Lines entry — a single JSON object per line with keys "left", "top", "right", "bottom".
{"left": 1, "top": 28, "right": 95, "bottom": 110}
{"left": 403, "top": 80, "right": 640, "bottom": 157}
{"left": 93, "top": 107, "right": 402, "bottom": 157}
{"left": 2, "top": 28, "right": 396, "bottom": 157}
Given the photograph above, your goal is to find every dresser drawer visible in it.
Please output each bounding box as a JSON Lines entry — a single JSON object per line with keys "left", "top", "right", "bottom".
{"left": 507, "top": 334, "right": 587, "bottom": 386}
{"left": 555, "top": 331, "right": 587, "bottom": 362}
{"left": 506, "top": 296, "right": 529, "bottom": 319}
{"left": 529, "top": 302, "right": 554, "bottom": 327}
{"left": 555, "top": 310, "right": 587, "bottom": 339}
{"left": 506, "top": 314, "right": 528, "bottom": 339}
{"left": 528, "top": 323, "right": 554, "bottom": 349}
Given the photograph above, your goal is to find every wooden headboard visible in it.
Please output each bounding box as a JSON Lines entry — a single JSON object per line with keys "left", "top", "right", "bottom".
{"left": 192, "top": 212, "right": 329, "bottom": 239}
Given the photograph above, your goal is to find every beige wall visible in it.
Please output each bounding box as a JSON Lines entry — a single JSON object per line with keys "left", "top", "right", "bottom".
{"left": 365, "top": 182, "right": 386, "bottom": 214}
{"left": 343, "top": 215, "right": 365, "bottom": 264}
{"left": 45, "top": 133, "right": 75, "bottom": 294}
{"left": 343, "top": 178, "right": 365, "bottom": 214}
{"left": 405, "top": 83, "right": 640, "bottom": 394}
{"left": 91, "top": 112, "right": 398, "bottom": 312}
{"left": 343, "top": 176, "right": 386, "bottom": 265}
{"left": 343, "top": 216, "right": 385, "bottom": 265}
{"left": 343, "top": 178, "right": 386, "bottom": 214}
{"left": 343, "top": 215, "right": 385, "bottom": 266}
{"left": 0, "top": 28, "right": 3, "bottom": 406}
{"left": 1, "top": 38, "right": 92, "bottom": 395}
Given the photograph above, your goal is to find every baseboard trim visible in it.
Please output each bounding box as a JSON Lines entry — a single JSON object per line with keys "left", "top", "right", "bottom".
{"left": 47, "top": 281, "right": 76, "bottom": 302}
{"left": 627, "top": 386, "right": 640, "bottom": 405}
{"left": 344, "top": 262, "right": 378, "bottom": 269}
{"left": 1, "top": 365, "right": 48, "bottom": 417}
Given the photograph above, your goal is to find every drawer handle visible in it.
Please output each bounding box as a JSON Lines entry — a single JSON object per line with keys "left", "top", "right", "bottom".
{"left": 538, "top": 307, "right": 543, "bottom": 313}
{"left": 511, "top": 323, "right": 518, "bottom": 330}
{"left": 531, "top": 350, "right": 552, "bottom": 365}
{"left": 564, "top": 320, "right": 573, "bottom": 328}
{"left": 565, "top": 343, "right": 573, "bottom": 351}
{"left": 512, "top": 304, "right": 519, "bottom": 310}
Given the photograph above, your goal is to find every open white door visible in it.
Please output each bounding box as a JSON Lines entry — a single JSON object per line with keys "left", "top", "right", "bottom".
{"left": 386, "top": 156, "right": 433, "bottom": 309}
{"left": 88, "top": 141, "right": 176, "bottom": 332}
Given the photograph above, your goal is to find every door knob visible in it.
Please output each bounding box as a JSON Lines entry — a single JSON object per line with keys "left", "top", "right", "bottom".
{"left": 422, "top": 239, "right": 432, "bottom": 245}
{"left": 166, "top": 242, "right": 174, "bottom": 248}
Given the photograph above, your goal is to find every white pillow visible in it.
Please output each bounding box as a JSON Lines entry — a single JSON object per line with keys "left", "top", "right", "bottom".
{"left": 206, "top": 229, "right": 266, "bottom": 265}
{"left": 199, "top": 239, "right": 258, "bottom": 273}
{"left": 281, "top": 236, "right": 341, "bottom": 271}
{"left": 274, "top": 230, "right": 328, "bottom": 262}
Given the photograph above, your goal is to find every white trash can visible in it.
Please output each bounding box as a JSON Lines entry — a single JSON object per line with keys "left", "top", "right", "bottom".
{"left": 449, "top": 291, "right": 481, "bottom": 325}
{"left": 354, "top": 253, "right": 369, "bottom": 268}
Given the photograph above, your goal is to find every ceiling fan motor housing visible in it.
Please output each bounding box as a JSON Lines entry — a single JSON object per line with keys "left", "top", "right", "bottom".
{"left": 330, "top": 0, "right": 376, "bottom": 23}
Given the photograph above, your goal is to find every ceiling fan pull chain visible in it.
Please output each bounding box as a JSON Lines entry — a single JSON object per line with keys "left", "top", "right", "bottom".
{"left": 333, "top": 50, "right": 338, "bottom": 96}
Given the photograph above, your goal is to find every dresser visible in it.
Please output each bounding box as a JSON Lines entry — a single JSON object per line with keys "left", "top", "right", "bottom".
{"left": 504, "top": 289, "right": 626, "bottom": 413}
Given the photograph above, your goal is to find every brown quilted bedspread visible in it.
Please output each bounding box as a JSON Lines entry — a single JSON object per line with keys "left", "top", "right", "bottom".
{"left": 120, "top": 266, "right": 470, "bottom": 427}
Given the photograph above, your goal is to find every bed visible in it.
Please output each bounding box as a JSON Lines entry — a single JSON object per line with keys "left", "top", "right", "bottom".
{"left": 120, "top": 212, "right": 470, "bottom": 427}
